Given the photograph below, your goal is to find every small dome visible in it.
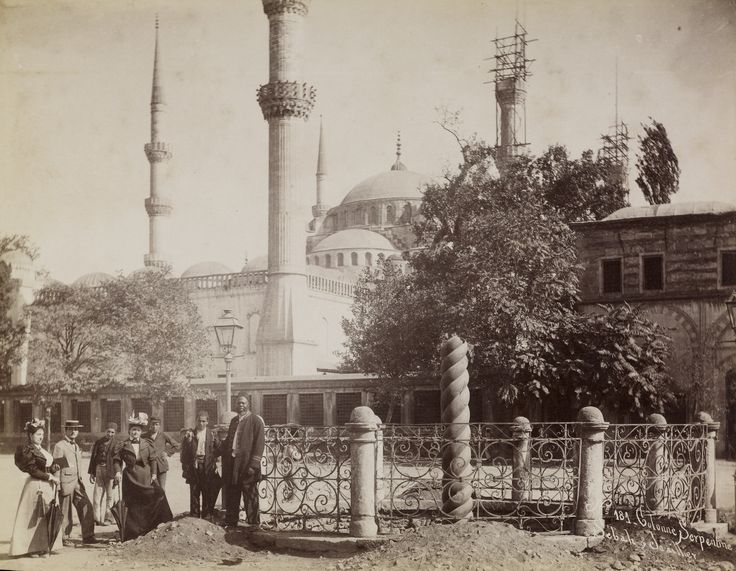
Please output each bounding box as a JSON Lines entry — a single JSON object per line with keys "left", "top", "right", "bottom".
{"left": 312, "top": 229, "right": 398, "bottom": 253}
{"left": 604, "top": 201, "right": 736, "bottom": 221}
{"left": 73, "top": 272, "right": 115, "bottom": 288}
{"left": 341, "top": 170, "right": 430, "bottom": 206}
{"left": 181, "top": 261, "right": 234, "bottom": 278}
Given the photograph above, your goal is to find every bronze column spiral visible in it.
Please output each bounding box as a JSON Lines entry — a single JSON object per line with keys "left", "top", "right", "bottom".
{"left": 440, "top": 335, "right": 473, "bottom": 520}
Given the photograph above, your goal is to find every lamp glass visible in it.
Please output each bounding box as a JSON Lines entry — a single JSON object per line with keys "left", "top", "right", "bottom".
{"left": 213, "top": 309, "right": 243, "bottom": 351}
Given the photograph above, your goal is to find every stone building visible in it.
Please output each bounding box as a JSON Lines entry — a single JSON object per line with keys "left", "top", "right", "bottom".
{"left": 572, "top": 201, "right": 736, "bottom": 453}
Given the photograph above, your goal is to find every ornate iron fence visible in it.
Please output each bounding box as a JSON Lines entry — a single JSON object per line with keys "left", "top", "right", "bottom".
{"left": 602, "top": 423, "right": 708, "bottom": 524}
{"left": 259, "top": 425, "right": 351, "bottom": 532}
{"left": 377, "top": 422, "right": 580, "bottom": 533}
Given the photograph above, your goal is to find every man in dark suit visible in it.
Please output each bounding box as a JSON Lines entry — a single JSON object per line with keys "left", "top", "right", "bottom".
{"left": 52, "top": 420, "right": 98, "bottom": 546}
{"left": 88, "top": 422, "right": 121, "bottom": 525}
{"left": 143, "top": 417, "right": 179, "bottom": 491}
{"left": 181, "top": 410, "right": 221, "bottom": 520}
{"left": 222, "top": 394, "right": 265, "bottom": 528}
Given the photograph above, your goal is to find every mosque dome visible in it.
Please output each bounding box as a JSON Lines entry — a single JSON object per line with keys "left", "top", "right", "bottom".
{"left": 181, "top": 261, "right": 234, "bottom": 278}
{"left": 604, "top": 201, "right": 736, "bottom": 221}
{"left": 73, "top": 272, "right": 115, "bottom": 288}
{"left": 340, "top": 169, "right": 430, "bottom": 206}
{"left": 312, "top": 229, "right": 397, "bottom": 253}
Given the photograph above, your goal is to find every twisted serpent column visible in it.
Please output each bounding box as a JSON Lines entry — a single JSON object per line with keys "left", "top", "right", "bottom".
{"left": 440, "top": 335, "right": 473, "bottom": 520}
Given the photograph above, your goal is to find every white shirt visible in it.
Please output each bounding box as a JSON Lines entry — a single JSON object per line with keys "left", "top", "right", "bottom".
{"left": 35, "top": 444, "right": 53, "bottom": 467}
{"left": 131, "top": 442, "right": 140, "bottom": 460}
{"left": 195, "top": 429, "right": 206, "bottom": 456}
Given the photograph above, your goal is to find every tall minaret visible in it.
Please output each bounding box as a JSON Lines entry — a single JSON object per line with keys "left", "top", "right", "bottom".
{"left": 256, "top": 0, "right": 317, "bottom": 376}
{"left": 143, "top": 16, "right": 173, "bottom": 269}
{"left": 312, "top": 117, "right": 329, "bottom": 219}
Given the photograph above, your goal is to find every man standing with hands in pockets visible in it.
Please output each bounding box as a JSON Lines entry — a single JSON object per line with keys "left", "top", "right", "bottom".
{"left": 222, "top": 394, "right": 264, "bottom": 528}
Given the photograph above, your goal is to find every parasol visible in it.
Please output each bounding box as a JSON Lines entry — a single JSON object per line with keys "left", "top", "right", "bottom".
{"left": 45, "top": 483, "right": 63, "bottom": 554}
{"left": 110, "top": 498, "right": 129, "bottom": 542}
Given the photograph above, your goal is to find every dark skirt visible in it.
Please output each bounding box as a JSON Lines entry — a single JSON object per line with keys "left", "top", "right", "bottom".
{"left": 121, "top": 468, "right": 173, "bottom": 540}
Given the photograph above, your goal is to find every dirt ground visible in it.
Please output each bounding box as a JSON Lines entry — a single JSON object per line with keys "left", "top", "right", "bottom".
{"left": 1, "top": 454, "right": 735, "bottom": 571}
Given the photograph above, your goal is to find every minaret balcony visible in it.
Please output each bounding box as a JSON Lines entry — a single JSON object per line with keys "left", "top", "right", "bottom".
{"left": 144, "top": 142, "right": 173, "bottom": 162}
{"left": 257, "top": 81, "right": 316, "bottom": 121}
{"left": 262, "top": 0, "right": 309, "bottom": 18}
{"left": 145, "top": 197, "right": 173, "bottom": 217}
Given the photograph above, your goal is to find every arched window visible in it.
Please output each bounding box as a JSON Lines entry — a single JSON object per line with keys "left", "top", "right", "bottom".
{"left": 355, "top": 207, "right": 365, "bottom": 225}
{"left": 351, "top": 252, "right": 358, "bottom": 266}
{"left": 399, "top": 203, "right": 412, "bottom": 224}
{"left": 365, "top": 252, "right": 373, "bottom": 266}
{"left": 248, "top": 313, "right": 260, "bottom": 354}
{"left": 337, "top": 253, "right": 344, "bottom": 266}
{"left": 306, "top": 257, "right": 310, "bottom": 265}
{"left": 325, "top": 254, "right": 332, "bottom": 267}
{"left": 313, "top": 256, "right": 320, "bottom": 266}
{"left": 386, "top": 204, "right": 395, "bottom": 223}
{"left": 369, "top": 205, "right": 379, "bottom": 225}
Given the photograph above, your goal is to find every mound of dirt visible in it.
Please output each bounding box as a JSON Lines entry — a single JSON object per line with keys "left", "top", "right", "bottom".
{"left": 331, "top": 520, "right": 736, "bottom": 571}
{"left": 105, "top": 517, "right": 257, "bottom": 567}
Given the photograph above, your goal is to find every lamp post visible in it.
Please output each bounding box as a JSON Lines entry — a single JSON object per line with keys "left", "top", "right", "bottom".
{"left": 213, "top": 309, "right": 243, "bottom": 424}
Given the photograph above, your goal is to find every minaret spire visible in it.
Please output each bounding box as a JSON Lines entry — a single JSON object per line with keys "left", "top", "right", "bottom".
{"left": 312, "top": 115, "right": 329, "bottom": 218}
{"left": 144, "top": 15, "right": 173, "bottom": 269}
{"left": 391, "top": 131, "right": 406, "bottom": 171}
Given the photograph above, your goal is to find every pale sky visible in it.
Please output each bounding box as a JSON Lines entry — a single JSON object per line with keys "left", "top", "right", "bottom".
{"left": 1, "top": 0, "right": 734, "bottom": 284}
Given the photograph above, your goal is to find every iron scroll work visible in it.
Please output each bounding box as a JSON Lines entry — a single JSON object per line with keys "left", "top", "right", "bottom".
{"left": 602, "top": 423, "right": 708, "bottom": 523}
{"left": 256, "top": 421, "right": 709, "bottom": 533}
{"left": 259, "top": 425, "right": 351, "bottom": 532}
{"left": 377, "top": 422, "right": 580, "bottom": 533}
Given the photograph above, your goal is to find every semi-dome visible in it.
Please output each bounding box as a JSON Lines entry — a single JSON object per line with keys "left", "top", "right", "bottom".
{"left": 181, "top": 261, "right": 234, "bottom": 278}
{"left": 73, "top": 272, "right": 115, "bottom": 288}
{"left": 312, "top": 229, "right": 397, "bottom": 253}
{"left": 604, "top": 201, "right": 736, "bottom": 221}
{"left": 340, "top": 170, "right": 430, "bottom": 206}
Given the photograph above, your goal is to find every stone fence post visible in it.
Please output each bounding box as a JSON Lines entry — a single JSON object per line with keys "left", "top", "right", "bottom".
{"left": 697, "top": 411, "right": 720, "bottom": 523}
{"left": 347, "top": 406, "right": 378, "bottom": 537}
{"left": 511, "top": 416, "right": 532, "bottom": 502}
{"left": 644, "top": 413, "right": 667, "bottom": 513}
{"left": 575, "top": 406, "right": 609, "bottom": 536}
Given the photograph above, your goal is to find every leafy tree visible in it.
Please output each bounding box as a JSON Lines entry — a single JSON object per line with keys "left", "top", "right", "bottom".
{"left": 27, "top": 269, "right": 209, "bottom": 407}
{"left": 0, "top": 234, "right": 39, "bottom": 386}
{"left": 342, "top": 136, "right": 672, "bottom": 418}
{"left": 635, "top": 118, "right": 680, "bottom": 205}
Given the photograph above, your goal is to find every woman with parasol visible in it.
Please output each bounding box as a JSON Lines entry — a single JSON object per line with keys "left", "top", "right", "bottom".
{"left": 9, "top": 418, "right": 63, "bottom": 557}
{"left": 111, "top": 412, "right": 173, "bottom": 540}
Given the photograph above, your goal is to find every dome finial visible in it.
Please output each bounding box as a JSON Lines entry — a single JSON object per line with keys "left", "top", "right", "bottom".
{"left": 155, "top": 13, "right": 159, "bottom": 30}
{"left": 390, "top": 130, "right": 407, "bottom": 171}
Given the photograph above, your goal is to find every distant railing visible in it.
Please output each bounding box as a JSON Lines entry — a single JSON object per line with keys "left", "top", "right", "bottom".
{"left": 180, "top": 270, "right": 268, "bottom": 290}
{"left": 307, "top": 274, "right": 355, "bottom": 298}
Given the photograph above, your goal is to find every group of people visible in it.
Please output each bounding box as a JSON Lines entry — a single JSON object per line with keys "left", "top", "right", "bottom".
{"left": 9, "top": 393, "right": 265, "bottom": 559}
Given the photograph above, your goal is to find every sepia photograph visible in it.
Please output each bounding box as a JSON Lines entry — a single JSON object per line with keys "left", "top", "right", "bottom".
{"left": 0, "top": 0, "right": 735, "bottom": 569}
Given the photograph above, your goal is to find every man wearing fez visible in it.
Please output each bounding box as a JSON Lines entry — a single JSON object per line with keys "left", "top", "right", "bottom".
{"left": 181, "top": 410, "right": 221, "bottom": 520}
{"left": 52, "top": 420, "right": 98, "bottom": 545}
{"left": 143, "top": 416, "right": 180, "bottom": 491}
{"left": 222, "top": 394, "right": 265, "bottom": 528}
{"left": 88, "top": 422, "right": 121, "bottom": 525}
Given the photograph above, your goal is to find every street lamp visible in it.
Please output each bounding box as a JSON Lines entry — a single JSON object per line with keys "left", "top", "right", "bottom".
{"left": 726, "top": 291, "right": 736, "bottom": 337}
{"left": 213, "top": 309, "right": 243, "bottom": 423}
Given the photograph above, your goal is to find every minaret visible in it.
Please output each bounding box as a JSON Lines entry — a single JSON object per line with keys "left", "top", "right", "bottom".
{"left": 489, "top": 21, "right": 534, "bottom": 174}
{"left": 256, "top": 0, "right": 317, "bottom": 376}
{"left": 143, "top": 16, "right": 173, "bottom": 269}
{"left": 312, "top": 116, "right": 329, "bottom": 218}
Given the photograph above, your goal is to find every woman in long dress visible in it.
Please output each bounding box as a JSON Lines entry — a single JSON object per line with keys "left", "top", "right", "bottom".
{"left": 112, "top": 413, "right": 172, "bottom": 540}
{"left": 10, "top": 419, "right": 63, "bottom": 557}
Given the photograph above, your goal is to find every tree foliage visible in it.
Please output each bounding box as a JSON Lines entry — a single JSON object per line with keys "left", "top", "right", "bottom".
{"left": 635, "top": 118, "right": 680, "bottom": 205}
{"left": 0, "top": 234, "right": 39, "bottom": 386}
{"left": 27, "top": 269, "right": 209, "bottom": 405}
{"left": 342, "top": 137, "right": 672, "bottom": 418}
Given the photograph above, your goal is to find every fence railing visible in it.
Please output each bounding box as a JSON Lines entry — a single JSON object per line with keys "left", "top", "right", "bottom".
{"left": 257, "top": 413, "right": 716, "bottom": 536}
{"left": 602, "top": 423, "right": 708, "bottom": 524}
{"left": 377, "top": 422, "right": 580, "bottom": 533}
{"left": 259, "top": 425, "right": 351, "bottom": 533}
